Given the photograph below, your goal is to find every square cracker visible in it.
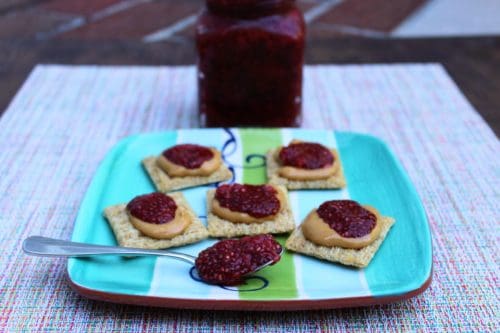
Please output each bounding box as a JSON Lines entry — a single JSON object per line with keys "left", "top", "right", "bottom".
{"left": 266, "top": 148, "right": 346, "bottom": 190}
{"left": 206, "top": 186, "right": 295, "bottom": 238}
{"left": 285, "top": 216, "right": 395, "bottom": 268}
{"left": 143, "top": 156, "right": 232, "bottom": 192}
{"left": 103, "top": 192, "right": 208, "bottom": 249}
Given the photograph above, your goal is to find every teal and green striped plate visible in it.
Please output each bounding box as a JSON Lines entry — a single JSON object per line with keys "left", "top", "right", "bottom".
{"left": 68, "top": 129, "right": 432, "bottom": 310}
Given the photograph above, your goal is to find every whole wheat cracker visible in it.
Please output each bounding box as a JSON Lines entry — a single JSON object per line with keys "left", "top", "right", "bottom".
{"left": 206, "top": 186, "right": 295, "bottom": 238}
{"left": 285, "top": 215, "right": 395, "bottom": 268}
{"left": 143, "top": 156, "right": 232, "bottom": 192}
{"left": 103, "top": 192, "right": 208, "bottom": 249}
{"left": 266, "top": 148, "right": 346, "bottom": 190}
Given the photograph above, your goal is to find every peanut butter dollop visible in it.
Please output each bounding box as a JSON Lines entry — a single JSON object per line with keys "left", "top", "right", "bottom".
{"left": 128, "top": 206, "right": 192, "bottom": 239}
{"left": 212, "top": 186, "right": 285, "bottom": 224}
{"left": 301, "top": 205, "right": 382, "bottom": 249}
{"left": 276, "top": 140, "right": 339, "bottom": 180}
{"left": 157, "top": 147, "right": 222, "bottom": 177}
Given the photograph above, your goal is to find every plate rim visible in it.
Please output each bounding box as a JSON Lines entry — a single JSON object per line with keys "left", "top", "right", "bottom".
{"left": 67, "top": 269, "right": 432, "bottom": 311}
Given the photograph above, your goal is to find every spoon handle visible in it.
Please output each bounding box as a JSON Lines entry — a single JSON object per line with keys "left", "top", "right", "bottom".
{"left": 23, "top": 236, "right": 197, "bottom": 265}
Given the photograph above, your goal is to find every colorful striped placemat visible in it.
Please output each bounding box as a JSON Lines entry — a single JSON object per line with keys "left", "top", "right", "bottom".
{"left": 0, "top": 64, "right": 497, "bottom": 331}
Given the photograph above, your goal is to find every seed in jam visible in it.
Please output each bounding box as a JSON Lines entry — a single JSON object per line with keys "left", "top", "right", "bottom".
{"left": 215, "top": 184, "right": 280, "bottom": 218}
{"left": 279, "top": 142, "right": 334, "bottom": 169}
{"left": 195, "top": 234, "right": 282, "bottom": 285}
{"left": 162, "top": 144, "right": 214, "bottom": 169}
{"left": 126, "top": 193, "right": 177, "bottom": 224}
{"left": 317, "top": 200, "right": 377, "bottom": 238}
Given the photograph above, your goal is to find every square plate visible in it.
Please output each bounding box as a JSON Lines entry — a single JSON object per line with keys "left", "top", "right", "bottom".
{"left": 68, "top": 128, "right": 432, "bottom": 310}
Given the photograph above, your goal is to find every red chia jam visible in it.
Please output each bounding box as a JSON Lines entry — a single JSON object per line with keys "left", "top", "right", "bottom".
{"left": 126, "top": 193, "right": 177, "bottom": 224}
{"left": 196, "top": 0, "right": 305, "bottom": 127}
{"left": 317, "top": 200, "right": 377, "bottom": 238}
{"left": 195, "top": 234, "right": 282, "bottom": 285}
{"left": 279, "top": 142, "right": 334, "bottom": 169}
{"left": 215, "top": 184, "right": 280, "bottom": 218}
{"left": 162, "top": 144, "right": 214, "bottom": 169}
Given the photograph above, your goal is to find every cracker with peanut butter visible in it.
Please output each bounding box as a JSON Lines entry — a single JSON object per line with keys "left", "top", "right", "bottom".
{"left": 142, "top": 156, "right": 232, "bottom": 192}
{"left": 104, "top": 192, "right": 208, "bottom": 249}
{"left": 266, "top": 147, "right": 346, "bottom": 190}
{"left": 206, "top": 186, "right": 295, "bottom": 238}
{"left": 285, "top": 215, "right": 395, "bottom": 268}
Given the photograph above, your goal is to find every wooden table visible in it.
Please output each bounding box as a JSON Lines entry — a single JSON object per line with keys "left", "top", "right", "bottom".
{"left": 1, "top": 37, "right": 499, "bottom": 135}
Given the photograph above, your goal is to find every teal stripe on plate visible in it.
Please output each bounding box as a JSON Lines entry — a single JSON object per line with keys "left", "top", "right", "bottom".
{"left": 69, "top": 132, "right": 178, "bottom": 295}
{"left": 336, "top": 132, "right": 432, "bottom": 296}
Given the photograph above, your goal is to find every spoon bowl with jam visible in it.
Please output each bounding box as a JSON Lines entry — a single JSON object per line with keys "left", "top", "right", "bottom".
{"left": 23, "top": 234, "right": 283, "bottom": 286}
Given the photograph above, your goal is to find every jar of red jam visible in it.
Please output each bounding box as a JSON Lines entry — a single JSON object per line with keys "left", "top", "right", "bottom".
{"left": 196, "top": 0, "right": 305, "bottom": 127}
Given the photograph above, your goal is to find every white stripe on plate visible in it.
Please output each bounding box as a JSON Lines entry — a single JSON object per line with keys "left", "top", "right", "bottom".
{"left": 148, "top": 129, "right": 240, "bottom": 300}
{"left": 282, "top": 128, "right": 307, "bottom": 298}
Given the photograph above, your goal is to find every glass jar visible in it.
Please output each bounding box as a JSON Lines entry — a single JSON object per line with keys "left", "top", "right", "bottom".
{"left": 196, "top": 0, "right": 305, "bottom": 127}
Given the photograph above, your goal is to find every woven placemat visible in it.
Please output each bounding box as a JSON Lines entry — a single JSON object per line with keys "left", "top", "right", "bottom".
{"left": 0, "top": 64, "right": 497, "bottom": 331}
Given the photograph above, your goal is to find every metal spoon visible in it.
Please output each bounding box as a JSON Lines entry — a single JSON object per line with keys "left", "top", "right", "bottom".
{"left": 22, "top": 236, "right": 282, "bottom": 282}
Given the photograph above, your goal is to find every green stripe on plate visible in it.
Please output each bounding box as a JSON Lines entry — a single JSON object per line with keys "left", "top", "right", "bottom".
{"left": 238, "top": 128, "right": 298, "bottom": 300}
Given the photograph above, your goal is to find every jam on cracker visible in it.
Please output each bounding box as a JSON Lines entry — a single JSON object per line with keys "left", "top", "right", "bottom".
{"left": 212, "top": 184, "right": 284, "bottom": 223}
{"left": 195, "top": 234, "right": 282, "bottom": 285}
{"left": 277, "top": 140, "right": 339, "bottom": 180}
{"left": 126, "top": 193, "right": 191, "bottom": 239}
{"left": 157, "top": 143, "right": 222, "bottom": 177}
{"left": 301, "top": 200, "right": 382, "bottom": 249}
{"left": 279, "top": 141, "right": 334, "bottom": 169}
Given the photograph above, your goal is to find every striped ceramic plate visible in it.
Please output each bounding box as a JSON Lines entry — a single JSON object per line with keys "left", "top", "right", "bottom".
{"left": 68, "top": 128, "right": 432, "bottom": 310}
